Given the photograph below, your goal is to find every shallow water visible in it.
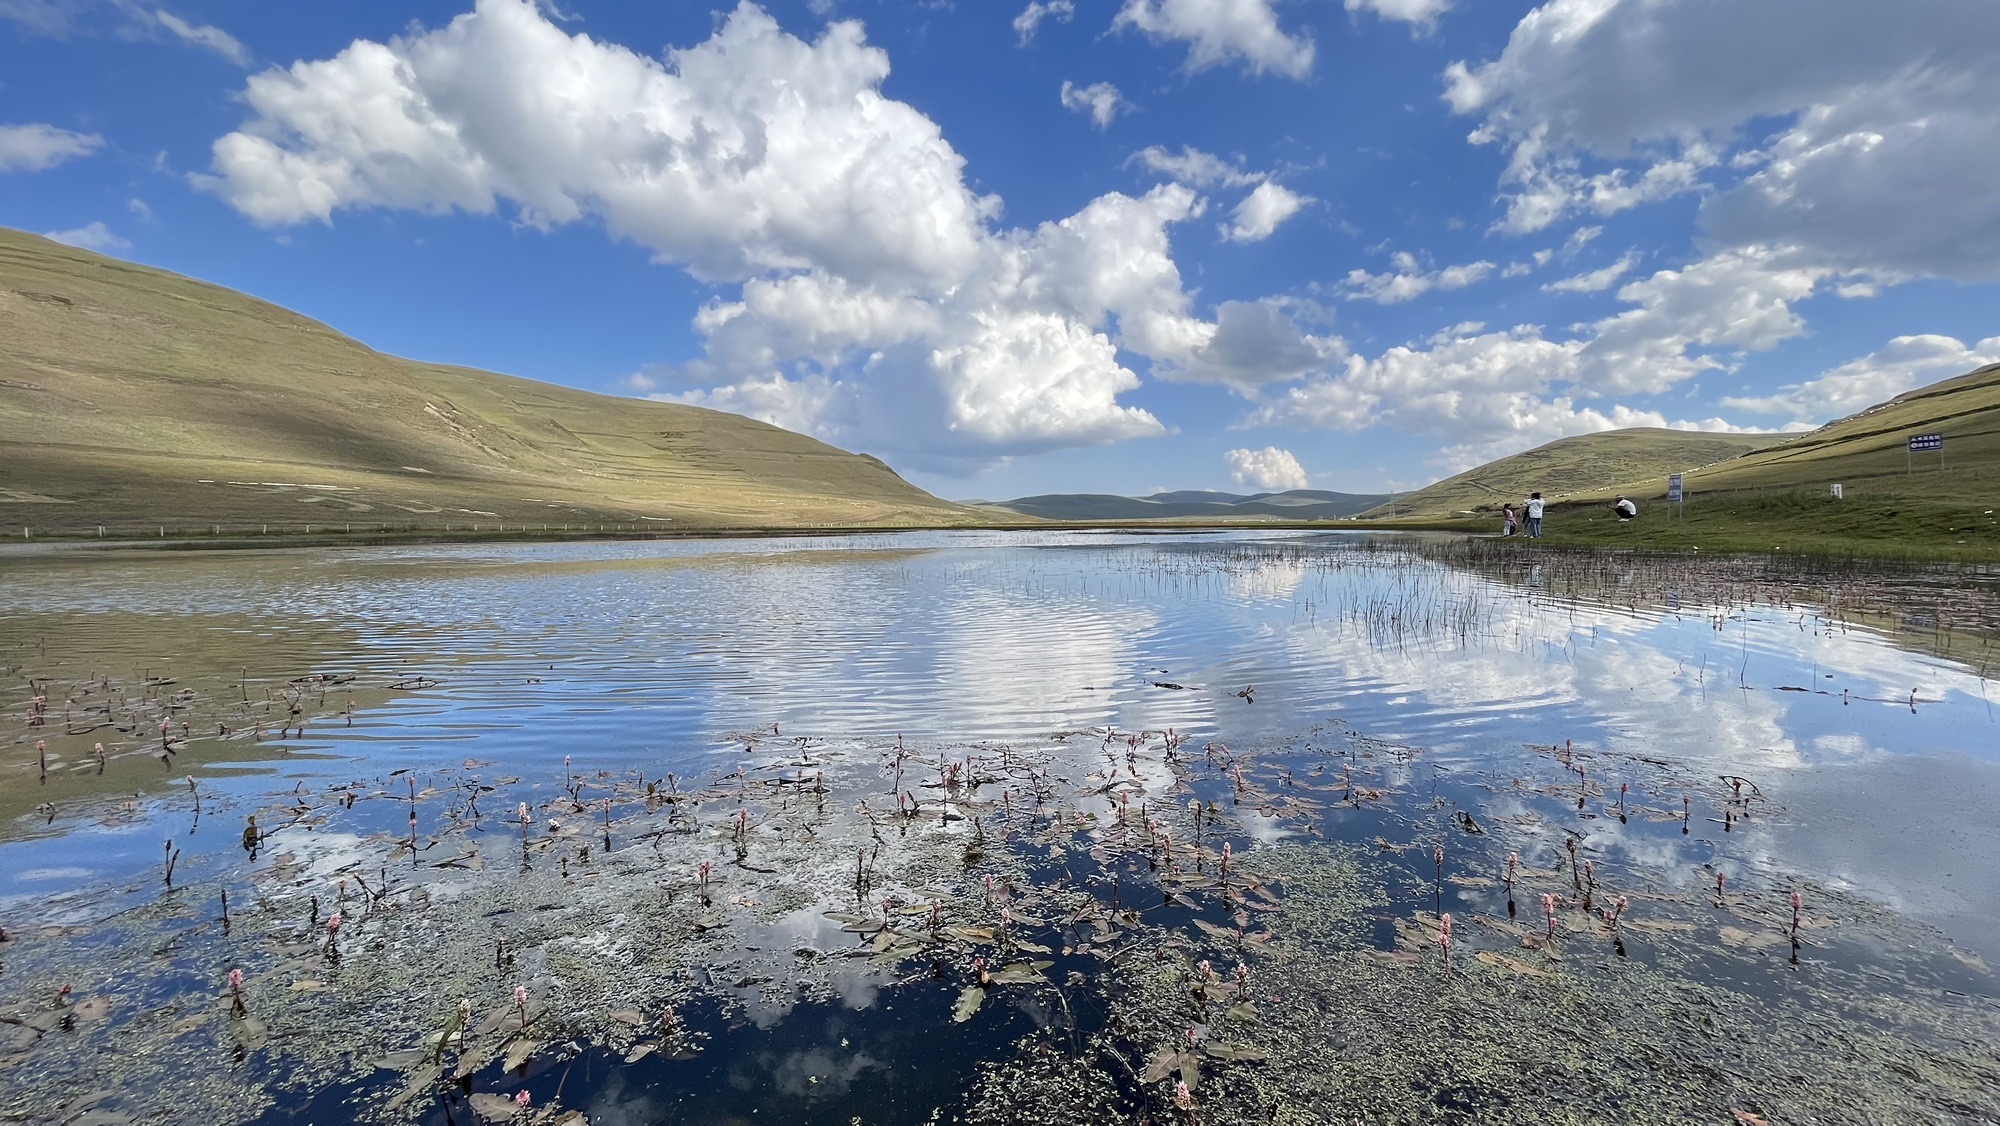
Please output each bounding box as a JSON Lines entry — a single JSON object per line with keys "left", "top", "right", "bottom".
{"left": 3, "top": 531, "right": 1997, "bottom": 1123}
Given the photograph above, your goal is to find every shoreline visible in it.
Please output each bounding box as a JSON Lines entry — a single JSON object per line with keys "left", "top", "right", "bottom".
{"left": 2, "top": 516, "right": 1997, "bottom": 563}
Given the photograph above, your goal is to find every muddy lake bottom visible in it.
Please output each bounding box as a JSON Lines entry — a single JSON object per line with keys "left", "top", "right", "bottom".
{"left": 1, "top": 531, "right": 1998, "bottom": 1125}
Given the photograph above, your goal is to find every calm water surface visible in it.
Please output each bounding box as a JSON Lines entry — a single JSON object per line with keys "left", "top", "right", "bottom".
{"left": 2, "top": 530, "right": 1997, "bottom": 1123}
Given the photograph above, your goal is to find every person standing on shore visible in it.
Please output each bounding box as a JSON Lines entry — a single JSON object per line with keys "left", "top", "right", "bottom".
{"left": 1525, "top": 493, "right": 1545, "bottom": 538}
{"left": 1502, "top": 504, "right": 1519, "bottom": 537}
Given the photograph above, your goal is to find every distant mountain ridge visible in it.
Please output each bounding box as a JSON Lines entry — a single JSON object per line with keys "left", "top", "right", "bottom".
{"left": 976, "top": 489, "right": 1390, "bottom": 521}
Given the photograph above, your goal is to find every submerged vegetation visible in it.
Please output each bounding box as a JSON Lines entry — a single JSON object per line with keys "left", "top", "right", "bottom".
{"left": 1, "top": 536, "right": 1997, "bottom": 1123}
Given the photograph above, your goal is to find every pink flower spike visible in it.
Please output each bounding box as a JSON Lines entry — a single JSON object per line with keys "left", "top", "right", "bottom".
{"left": 229, "top": 968, "right": 244, "bottom": 993}
{"left": 515, "top": 985, "right": 528, "bottom": 1007}
{"left": 516, "top": 1090, "right": 531, "bottom": 1108}
{"left": 1174, "top": 1079, "right": 1194, "bottom": 1111}
{"left": 326, "top": 911, "right": 343, "bottom": 933}
{"left": 1791, "top": 890, "right": 1803, "bottom": 911}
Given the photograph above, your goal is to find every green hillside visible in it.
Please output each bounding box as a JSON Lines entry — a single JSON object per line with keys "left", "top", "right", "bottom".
{"left": 0, "top": 228, "right": 976, "bottom": 535}
{"left": 1363, "top": 428, "right": 1780, "bottom": 519}
{"left": 1535, "top": 362, "right": 2000, "bottom": 555}
{"left": 1679, "top": 362, "right": 2000, "bottom": 496}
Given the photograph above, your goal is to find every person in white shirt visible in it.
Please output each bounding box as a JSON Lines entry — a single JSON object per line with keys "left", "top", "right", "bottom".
{"left": 1525, "top": 493, "right": 1545, "bottom": 538}
{"left": 1612, "top": 496, "right": 1638, "bottom": 521}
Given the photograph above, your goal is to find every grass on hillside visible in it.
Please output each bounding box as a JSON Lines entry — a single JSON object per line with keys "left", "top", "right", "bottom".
{"left": 1393, "top": 363, "right": 2000, "bottom": 560}
{"left": 1366, "top": 429, "right": 1778, "bottom": 520}
{"left": 1490, "top": 487, "right": 2000, "bottom": 561}
{"left": 0, "top": 228, "right": 977, "bottom": 532}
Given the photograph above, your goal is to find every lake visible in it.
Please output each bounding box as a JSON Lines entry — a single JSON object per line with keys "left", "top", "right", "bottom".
{"left": 3, "top": 531, "right": 1997, "bottom": 1124}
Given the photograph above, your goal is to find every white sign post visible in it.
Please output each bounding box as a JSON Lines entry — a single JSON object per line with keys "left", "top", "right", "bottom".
{"left": 1668, "top": 473, "right": 1684, "bottom": 520}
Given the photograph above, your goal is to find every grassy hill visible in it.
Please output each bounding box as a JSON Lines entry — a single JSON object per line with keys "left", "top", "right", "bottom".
{"left": 1677, "top": 362, "right": 2000, "bottom": 496}
{"left": 0, "top": 228, "right": 977, "bottom": 535}
{"left": 1535, "top": 362, "right": 2000, "bottom": 555}
{"left": 1362, "top": 429, "right": 1780, "bottom": 520}
{"left": 977, "top": 488, "right": 1388, "bottom": 521}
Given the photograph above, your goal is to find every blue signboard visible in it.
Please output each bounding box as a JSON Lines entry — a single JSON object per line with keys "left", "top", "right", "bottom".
{"left": 1909, "top": 433, "right": 1944, "bottom": 451}
{"left": 1667, "top": 473, "right": 1683, "bottom": 502}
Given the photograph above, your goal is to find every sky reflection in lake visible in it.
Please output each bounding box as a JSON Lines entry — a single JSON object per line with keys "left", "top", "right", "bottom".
{"left": 3, "top": 530, "right": 1996, "bottom": 960}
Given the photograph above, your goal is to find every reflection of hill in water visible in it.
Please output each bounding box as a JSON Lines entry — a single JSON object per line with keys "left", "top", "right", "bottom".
{"left": 0, "top": 604, "right": 385, "bottom": 825}
{"left": 1410, "top": 539, "right": 2000, "bottom": 676}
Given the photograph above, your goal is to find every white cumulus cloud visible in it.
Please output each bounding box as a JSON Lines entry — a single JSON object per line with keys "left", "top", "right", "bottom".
{"left": 43, "top": 221, "right": 130, "bottom": 251}
{"left": 1249, "top": 246, "right": 1844, "bottom": 467}
{"left": 193, "top": 1, "right": 1342, "bottom": 469}
{"left": 1113, "top": 0, "right": 1315, "bottom": 79}
{"left": 1722, "top": 335, "right": 2000, "bottom": 424}
{"left": 1225, "top": 446, "right": 1310, "bottom": 491}
{"left": 2, "top": 1, "right": 248, "bottom": 63}
{"left": 1154, "top": 300, "right": 1339, "bottom": 389}
{"left": 1542, "top": 251, "right": 1639, "bottom": 294}
{"left": 149, "top": 8, "right": 247, "bottom": 64}
{"left": 1013, "top": 0, "right": 1074, "bottom": 43}
{"left": 1243, "top": 321, "right": 1760, "bottom": 472}
{"left": 1345, "top": 0, "right": 1450, "bottom": 28}
{"left": 1060, "top": 80, "right": 1129, "bottom": 130}
{"left": 1446, "top": 0, "right": 2000, "bottom": 280}
{"left": 0, "top": 123, "right": 104, "bottom": 173}
{"left": 1342, "top": 250, "right": 1495, "bottom": 304}
{"left": 1128, "top": 144, "right": 1262, "bottom": 190}
{"left": 1222, "top": 181, "right": 1310, "bottom": 242}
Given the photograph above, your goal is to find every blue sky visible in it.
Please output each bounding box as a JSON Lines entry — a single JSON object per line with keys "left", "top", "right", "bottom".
{"left": 4, "top": 0, "right": 1997, "bottom": 500}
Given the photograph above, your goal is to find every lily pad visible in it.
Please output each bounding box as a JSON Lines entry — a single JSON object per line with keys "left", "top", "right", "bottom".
{"left": 952, "top": 984, "right": 988, "bottom": 1023}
